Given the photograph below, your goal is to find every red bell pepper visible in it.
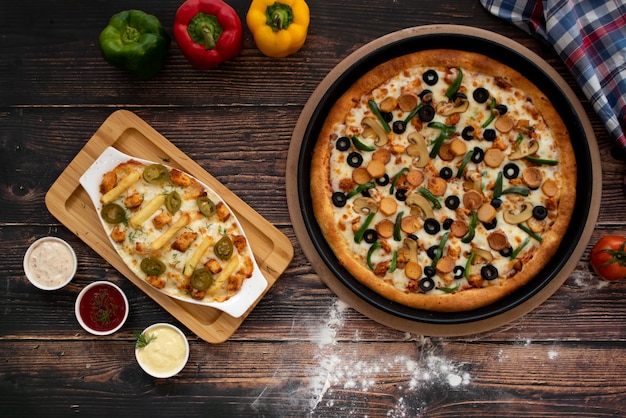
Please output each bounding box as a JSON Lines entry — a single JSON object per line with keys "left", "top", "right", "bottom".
{"left": 173, "top": 0, "right": 243, "bottom": 70}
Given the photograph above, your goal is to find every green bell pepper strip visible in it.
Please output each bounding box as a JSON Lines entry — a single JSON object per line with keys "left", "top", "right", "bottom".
{"left": 439, "top": 282, "right": 460, "bottom": 293}
{"left": 481, "top": 98, "right": 497, "bottom": 128}
{"left": 456, "top": 149, "right": 475, "bottom": 178}
{"left": 403, "top": 103, "right": 424, "bottom": 123}
{"left": 389, "top": 250, "right": 397, "bottom": 273}
{"left": 367, "top": 241, "right": 382, "bottom": 270}
{"left": 418, "top": 187, "right": 442, "bottom": 209}
{"left": 351, "top": 135, "right": 376, "bottom": 152}
{"left": 389, "top": 167, "right": 409, "bottom": 194}
{"left": 368, "top": 100, "right": 391, "bottom": 133}
{"left": 510, "top": 237, "right": 531, "bottom": 259}
{"left": 98, "top": 10, "right": 170, "bottom": 78}
{"left": 393, "top": 211, "right": 404, "bottom": 241}
{"left": 461, "top": 211, "right": 478, "bottom": 244}
{"left": 431, "top": 231, "right": 450, "bottom": 267}
{"left": 346, "top": 182, "right": 375, "bottom": 199}
{"left": 445, "top": 68, "right": 463, "bottom": 99}
{"left": 354, "top": 211, "right": 376, "bottom": 243}
{"left": 501, "top": 187, "right": 530, "bottom": 196}
{"left": 428, "top": 122, "right": 455, "bottom": 158}
{"left": 525, "top": 156, "right": 559, "bottom": 166}
{"left": 493, "top": 171, "right": 503, "bottom": 198}
{"left": 518, "top": 224, "right": 543, "bottom": 242}
{"left": 464, "top": 250, "right": 475, "bottom": 280}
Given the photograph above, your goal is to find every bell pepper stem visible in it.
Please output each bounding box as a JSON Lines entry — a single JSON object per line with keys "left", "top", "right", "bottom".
{"left": 122, "top": 26, "right": 141, "bottom": 45}
{"left": 200, "top": 25, "right": 216, "bottom": 50}
{"left": 267, "top": 2, "right": 294, "bottom": 32}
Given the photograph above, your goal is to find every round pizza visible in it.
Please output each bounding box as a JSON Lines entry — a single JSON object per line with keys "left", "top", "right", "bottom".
{"left": 310, "top": 49, "right": 577, "bottom": 312}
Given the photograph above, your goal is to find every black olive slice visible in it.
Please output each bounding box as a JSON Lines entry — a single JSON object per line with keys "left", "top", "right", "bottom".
{"left": 533, "top": 205, "right": 548, "bottom": 220}
{"left": 496, "top": 104, "right": 508, "bottom": 115}
{"left": 395, "top": 189, "right": 408, "bottom": 201}
{"left": 491, "top": 197, "right": 502, "bottom": 209}
{"left": 453, "top": 265, "right": 465, "bottom": 279}
{"left": 347, "top": 152, "right": 363, "bottom": 167}
{"left": 442, "top": 218, "right": 454, "bottom": 230}
{"left": 481, "top": 264, "right": 499, "bottom": 280}
{"left": 461, "top": 126, "right": 475, "bottom": 141}
{"left": 393, "top": 120, "right": 407, "bottom": 134}
{"left": 473, "top": 87, "right": 490, "bottom": 103}
{"left": 336, "top": 136, "right": 351, "bottom": 151}
{"left": 418, "top": 89, "right": 433, "bottom": 103}
{"left": 418, "top": 104, "right": 435, "bottom": 122}
{"left": 499, "top": 247, "right": 513, "bottom": 257}
{"left": 332, "top": 192, "right": 347, "bottom": 207}
{"left": 383, "top": 112, "right": 393, "bottom": 123}
{"left": 503, "top": 162, "right": 520, "bottom": 179}
{"left": 424, "top": 218, "right": 441, "bottom": 235}
{"left": 363, "top": 229, "right": 378, "bottom": 244}
{"left": 482, "top": 218, "right": 498, "bottom": 230}
{"left": 419, "top": 277, "right": 435, "bottom": 292}
{"left": 424, "top": 265, "right": 436, "bottom": 277}
{"left": 427, "top": 245, "right": 439, "bottom": 260}
{"left": 376, "top": 174, "right": 390, "bottom": 186}
{"left": 423, "top": 69, "right": 439, "bottom": 86}
{"left": 483, "top": 129, "right": 497, "bottom": 141}
{"left": 445, "top": 195, "right": 460, "bottom": 210}
{"left": 471, "top": 147, "right": 485, "bottom": 163}
{"left": 439, "top": 167, "right": 453, "bottom": 180}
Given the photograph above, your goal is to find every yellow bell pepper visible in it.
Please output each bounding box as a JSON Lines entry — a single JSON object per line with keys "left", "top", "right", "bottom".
{"left": 246, "top": 0, "right": 310, "bottom": 58}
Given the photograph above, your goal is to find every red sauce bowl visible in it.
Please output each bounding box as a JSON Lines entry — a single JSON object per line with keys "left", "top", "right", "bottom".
{"left": 75, "top": 281, "right": 129, "bottom": 335}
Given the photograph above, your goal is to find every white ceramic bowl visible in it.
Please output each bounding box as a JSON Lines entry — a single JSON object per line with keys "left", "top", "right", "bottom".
{"left": 135, "top": 323, "right": 189, "bottom": 378}
{"left": 75, "top": 281, "right": 129, "bottom": 335}
{"left": 23, "top": 236, "right": 77, "bottom": 290}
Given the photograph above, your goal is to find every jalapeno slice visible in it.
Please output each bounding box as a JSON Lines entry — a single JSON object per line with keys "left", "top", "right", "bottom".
{"left": 165, "top": 191, "right": 182, "bottom": 213}
{"left": 190, "top": 268, "right": 214, "bottom": 291}
{"left": 197, "top": 196, "right": 216, "bottom": 218}
{"left": 101, "top": 203, "right": 126, "bottom": 224}
{"left": 143, "top": 164, "right": 169, "bottom": 184}
{"left": 214, "top": 236, "right": 233, "bottom": 260}
{"left": 140, "top": 257, "right": 166, "bottom": 276}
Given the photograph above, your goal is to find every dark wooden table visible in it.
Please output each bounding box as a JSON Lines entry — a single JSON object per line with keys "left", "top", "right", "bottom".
{"left": 2, "top": 1, "right": 625, "bottom": 416}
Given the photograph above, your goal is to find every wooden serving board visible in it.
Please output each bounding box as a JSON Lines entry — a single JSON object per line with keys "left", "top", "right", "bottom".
{"left": 45, "top": 110, "right": 294, "bottom": 343}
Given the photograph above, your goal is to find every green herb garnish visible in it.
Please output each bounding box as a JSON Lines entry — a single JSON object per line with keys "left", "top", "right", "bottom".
{"left": 134, "top": 331, "right": 157, "bottom": 349}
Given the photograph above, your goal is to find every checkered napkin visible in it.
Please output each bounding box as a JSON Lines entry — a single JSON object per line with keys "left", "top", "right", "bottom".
{"left": 480, "top": 0, "right": 626, "bottom": 150}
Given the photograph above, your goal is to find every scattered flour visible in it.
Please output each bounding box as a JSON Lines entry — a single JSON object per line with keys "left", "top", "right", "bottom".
{"left": 308, "top": 298, "right": 471, "bottom": 415}
{"left": 548, "top": 350, "right": 559, "bottom": 360}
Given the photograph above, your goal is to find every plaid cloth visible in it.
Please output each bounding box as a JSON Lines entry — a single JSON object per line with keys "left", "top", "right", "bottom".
{"left": 481, "top": 0, "right": 626, "bottom": 150}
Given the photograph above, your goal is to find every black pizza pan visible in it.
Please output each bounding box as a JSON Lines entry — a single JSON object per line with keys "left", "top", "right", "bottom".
{"left": 286, "top": 25, "right": 600, "bottom": 336}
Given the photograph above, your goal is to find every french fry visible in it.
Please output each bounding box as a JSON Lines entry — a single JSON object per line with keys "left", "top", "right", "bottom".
{"left": 206, "top": 254, "right": 239, "bottom": 296}
{"left": 183, "top": 236, "right": 214, "bottom": 278}
{"left": 100, "top": 171, "right": 141, "bottom": 204}
{"left": 150, "top": 212, "right": 191, "bottom": 250}
{"left": 129, "top": 194, "right": 166, "bottom": 229}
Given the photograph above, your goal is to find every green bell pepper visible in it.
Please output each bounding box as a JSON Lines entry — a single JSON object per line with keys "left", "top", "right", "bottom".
{"left": 99, "top": 10, "right": 170, "bottom": 78}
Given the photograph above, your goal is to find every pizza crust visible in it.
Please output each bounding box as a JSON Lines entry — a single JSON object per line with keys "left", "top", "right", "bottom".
{"left": 311, "top": 49, "right": 577, "bottom": 312}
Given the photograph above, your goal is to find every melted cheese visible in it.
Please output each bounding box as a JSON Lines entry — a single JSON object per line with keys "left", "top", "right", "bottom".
{"left": 327, "top": 66, "right": 562, "bottom": 294}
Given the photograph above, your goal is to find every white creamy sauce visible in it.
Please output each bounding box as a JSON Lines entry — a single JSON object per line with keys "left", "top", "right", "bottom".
{"left": 27, "top": 240, "right": 75, "bottom": 288}
{"left": 136, "top": 326, "right": 188, "bottom": 375}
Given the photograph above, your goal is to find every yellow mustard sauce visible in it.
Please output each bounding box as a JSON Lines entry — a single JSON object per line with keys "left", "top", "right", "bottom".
{"left": 27, "top": 240, "right": 75, "bottom": 288}
{"left": 136, "top": 325, "right": 188, "bottom": 376}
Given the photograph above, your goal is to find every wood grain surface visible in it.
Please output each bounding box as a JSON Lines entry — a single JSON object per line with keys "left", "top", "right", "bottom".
{"left": 1, "top": 0, "right": 625, "bottom": 416}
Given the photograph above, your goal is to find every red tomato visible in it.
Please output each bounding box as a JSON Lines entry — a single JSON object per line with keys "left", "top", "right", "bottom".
{"left": 589, "top": 235, "right": 626, "bottom": 281}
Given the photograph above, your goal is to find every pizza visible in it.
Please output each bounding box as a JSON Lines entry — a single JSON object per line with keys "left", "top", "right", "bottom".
{"left": 310, "top": 49, "right": 577, "bottom": 312}
{"left": 95, "top": 156, "right": 255, "bottom": 305}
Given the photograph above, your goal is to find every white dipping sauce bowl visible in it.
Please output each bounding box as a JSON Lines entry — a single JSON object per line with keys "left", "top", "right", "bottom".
{"left": 135, "top": 323, "right": 189, "bottom": 378}
{"left": 23, "top": 236, "right": 77, "bottom": 290}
